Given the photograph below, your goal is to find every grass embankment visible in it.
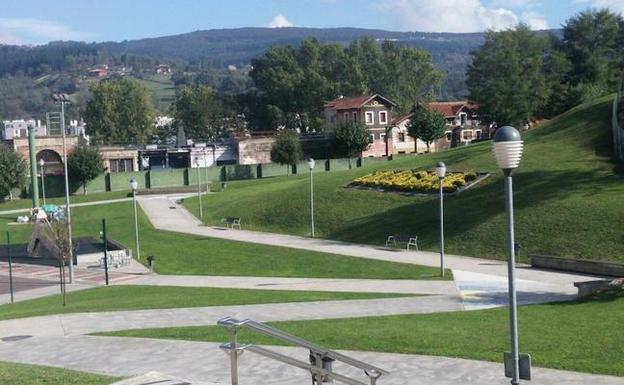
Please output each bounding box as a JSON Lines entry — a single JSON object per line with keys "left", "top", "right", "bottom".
{"left": 0, "top": 200, "right": 447, "bottom": 279}
{"left": 104, "top": 293, "right": 624, "bottom": 376}
{"left": 0, "top": 285, "right": 408, "bottom": 321}
{"left": 185, "top": 96, "right": 624, "bottom": 262}
{"left": 0, "top": 361, "right": 120, "bottom": 385}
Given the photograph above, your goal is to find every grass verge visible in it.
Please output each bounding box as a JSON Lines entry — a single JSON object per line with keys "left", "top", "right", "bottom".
{"left": 0, "top": 361, "right": 120, "bottom": 385}
{"left": 0, "top": 285, "right": 411, "bottom": 321}
{"left": 101, "top": 293, "right": 624, "bottom": 376}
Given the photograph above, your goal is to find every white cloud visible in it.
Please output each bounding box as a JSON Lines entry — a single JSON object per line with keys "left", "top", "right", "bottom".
{"left": 0, "top": 18, "right": 89, "bottom": 45}
{"left": 379, "top": 0, "right": 525, "bottom": 32}
{"left": 576, "top": 0, "right": 624, "bottom": 14}
{"left": 267, "top": 14, "right": 295, "bottom": 28}
{"left": 521, "top": 11, "right": 549, "bottom": 29}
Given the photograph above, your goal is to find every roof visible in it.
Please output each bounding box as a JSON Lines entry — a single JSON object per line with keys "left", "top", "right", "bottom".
{"left": 427, "top": 101, "right": 479, "bottom": 118}
{"left": 324, "top": 94, "right": 398, "bottom": 110}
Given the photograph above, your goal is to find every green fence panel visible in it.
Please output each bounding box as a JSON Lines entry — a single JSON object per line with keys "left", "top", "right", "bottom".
{"left": 330, "top": 158, "right": 353, "bottom": 171}
{"left": 150, "top": 168, "right": 187, "bottom": 188}
{"left": 224, "top": 164, "right": 257, "bottom": 181}
{"left": 109, "top": 171, "right": 147, "bottom": 191}
{"left": 259, "top": 163, "right": 288, "bottom": 178}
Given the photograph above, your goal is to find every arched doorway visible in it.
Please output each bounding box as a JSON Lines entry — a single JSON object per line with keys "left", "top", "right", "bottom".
{"left": 36, "top": 149, "right": 63, "bottom": 175}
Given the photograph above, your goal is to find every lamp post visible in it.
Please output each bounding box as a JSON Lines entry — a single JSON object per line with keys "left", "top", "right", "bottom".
{"left": 308, "top": 158, "right": 315, "bottom": 238}
{"left": 38, "top": 158, "right": 46, "bottom": 206}
{"left": 195, "top": 158, "right": 203, "bottom": 219}
{"left": 492, "top": 126, "right": 524, "bottom": 385}
{"left": 435, "top": 161, "right": 446, "bottom": 277}
{"left": 52, "top": 93, "right": 74, "bottom": 284}
{"left": 129, "top": 178, "right": 140, "bottom": 260}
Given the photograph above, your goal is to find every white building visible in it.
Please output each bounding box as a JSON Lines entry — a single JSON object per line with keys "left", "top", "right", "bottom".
{"left": 2, "top": 119, "right": 47, "bottom": 140}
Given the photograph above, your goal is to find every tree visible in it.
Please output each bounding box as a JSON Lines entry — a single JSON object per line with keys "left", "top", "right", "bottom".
{"left": 84, "top": 77, "right": 155, "bottom": 145}
{"left": 334, "top": 122, "right": 372, "bottom": 168}
{"left": 467, "top": 24, "right": 550, "bottom": 125}
{"left": 562, "top": 9, "right": 624, "bottom": 91}
{"left": 407, "top": 104, "right": 447, "bottom": 153}
{"left": 173, "top": 84, "right": 224, "bottom": 141}
{"left": 270, "top": 131, "right": 303, "bottom": 174}
{"left": 0, "top": 145, "right": 26, "bottom": 201}
{"left": 68, "top": 143, "right": 103, "bottom": 195}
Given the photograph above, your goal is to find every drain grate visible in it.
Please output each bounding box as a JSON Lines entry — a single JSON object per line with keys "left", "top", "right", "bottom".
{"left": 1, "top": 335, "right": 32, "bottom": 342}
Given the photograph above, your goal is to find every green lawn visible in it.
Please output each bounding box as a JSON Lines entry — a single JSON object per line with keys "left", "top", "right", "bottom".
{"left": 0, "top": 285, "right": 409, "bottom": 321}
{"left": 0, "top": 200, "right": 447, "bottom": 279}
{"left": 133, "top": 74, "right": 176, "bottom": 112}
{"left": 0, "top": 361, "right": 120, "bottom": 385}
{"left": 103, "top": 292, "right": 624, "bottom": 376}
{"left": 184, "top": 96, "right": 624, "bottom": 262}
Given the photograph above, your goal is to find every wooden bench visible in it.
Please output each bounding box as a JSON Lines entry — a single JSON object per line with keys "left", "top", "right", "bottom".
{"left": 385, "top": 235, "right": 418, "bottom": 251}
{"left": 222, "top": 217, "right": 241, "bottom": 230}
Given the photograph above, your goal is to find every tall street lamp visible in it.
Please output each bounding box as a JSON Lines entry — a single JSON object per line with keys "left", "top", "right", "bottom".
{"left": 39, "top": 158, "right": 46, "bottom": 206}
{"left": 308, "top": 158, "right": 315, "bottom": 238}
{"left": 195, "top": 158, "right": 203, "bottom": 219}
{"left": 52, "top": 93, "right": 74, "bottom": 283}
{"left": 492, "top": 126, "right": 525, "bottom": 385}
{"left": 435, "top": 161, "right": 446, "bottom": 277}
{"left": 129, "top": 178, "right": 141, "bottom": 260}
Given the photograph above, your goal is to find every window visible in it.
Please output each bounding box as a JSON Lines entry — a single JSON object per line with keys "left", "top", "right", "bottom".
{"left": 343, "top": 112, "right": 349, "bottom": 123}
{"left": 475, "top": 130, "right": 482, "bottom": 139}
{"left": 370, "top": 134, "right": 375, "bottom": 142}
{"left": 398, "top": 132, "right": 406, "bottom": 142}
{"left": 460, "top": 113, "right": 467, "bottom": 126}
{"left": 445, "top": 131, "right": 452, "bottom": 141}
{"left": 352, "top": 112, "right": 358, "bottom": 122}
{"left": 380, "top": 133, "right": 386, "bottom": 142}
{"left": 379, "top": 111, "right": 388, "bottom": 124}
{"left": 109, "top": 159, "right": 134, "bottom": 172}
{"left": 462, "top": 130, "right": 473, "bottom": 141}
{"left": 365, "top": 111, "right": 374, "bottom": 125}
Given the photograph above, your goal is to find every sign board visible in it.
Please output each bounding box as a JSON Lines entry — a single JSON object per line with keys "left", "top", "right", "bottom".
{"left": 504, "top": 352, "right": 532, "bottom": 381}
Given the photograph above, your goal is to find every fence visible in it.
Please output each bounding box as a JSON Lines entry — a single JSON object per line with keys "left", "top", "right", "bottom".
{"left": 27, "top": 156, "right": 386, "bottom": 198}
{"left": 612, "top": 82, "right": 624, "bottom": 162}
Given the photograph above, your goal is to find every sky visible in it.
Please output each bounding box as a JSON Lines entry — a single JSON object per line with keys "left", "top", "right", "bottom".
{"left": 0, "top": 0, "right": 623, "bottom": 45}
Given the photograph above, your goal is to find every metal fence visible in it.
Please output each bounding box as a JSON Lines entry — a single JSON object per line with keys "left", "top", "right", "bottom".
{"left": 612, "top": 82, "right": 624, "bottom": 162}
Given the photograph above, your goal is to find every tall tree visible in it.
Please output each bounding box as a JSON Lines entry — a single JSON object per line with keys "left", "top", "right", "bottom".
{"left": 562, "top": 8, "right": 624, "bottom": 91}
{"left": 467, "top": 24, "right": 550, "bottom": 125}
{"left": 84, "top": 77, "right": 155, "bottom": 145}
{"left": 68, "top": 143, "right": 103, "bottom": 195}
{"left": 334, "top": 122, "right": 372, "bottom": 168}
{"left": 173, "top": 84, "right": 224, "bottom": 141}
{"left": 0, "top": 145, "right": 26, "bottom": 201}
{"left": 270, "top": 130, "right": 303, "bottom": 174}
{"left": 407, "top": 104, "right": 447, "bottom": 153}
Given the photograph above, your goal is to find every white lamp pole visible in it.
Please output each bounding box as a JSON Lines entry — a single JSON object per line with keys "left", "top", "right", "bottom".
{"left": 38, "top": 158, "right": 46, "bottom": 206}
{"left": 129, "top": 178, "right": 140, "bottom": 260}
{"left": 492, "top": 126, "right": 524, "bottom": 385}
{"left": 308, "top": 158, "right": 316, "bottom": 237}
{"left": 435, "top": 161, "right": 447, "bottom": 277}
{"left": 195, "top": 158, "right": 203, "bottom": 219}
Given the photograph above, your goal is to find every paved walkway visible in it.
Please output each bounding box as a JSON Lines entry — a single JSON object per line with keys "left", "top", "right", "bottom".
{"left": 0, "top": 197, "right": 133, "bottom": 215}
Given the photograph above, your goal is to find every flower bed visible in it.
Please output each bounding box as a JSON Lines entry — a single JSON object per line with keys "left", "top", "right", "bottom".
{"left": 351, "top": 169, "right": 481, "bottom": 194}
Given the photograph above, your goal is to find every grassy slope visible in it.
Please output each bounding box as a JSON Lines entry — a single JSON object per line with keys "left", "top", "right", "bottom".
{"left": 0, "top": 361, "right": 120, "bottom": 385}
{"left": 185, "top": 96, "right": 624, "bottom": 261}
{"left": 0, "top": 202, "right": 447, "bottom": 280}
{"left": 104, "top": 293, "right": 624, "bottom": 376}
{"left": 0, "top": 285, "right": 408, "bottom": 321}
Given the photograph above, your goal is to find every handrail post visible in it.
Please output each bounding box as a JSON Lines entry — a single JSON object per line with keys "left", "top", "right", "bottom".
{"left": 229, "top": 328, "right": 239, "bottom": 385}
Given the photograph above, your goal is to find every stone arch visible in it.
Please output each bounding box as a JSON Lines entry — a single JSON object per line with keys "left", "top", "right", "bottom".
{"left": 36, "top": 149, "right": 64, "bottom": 175}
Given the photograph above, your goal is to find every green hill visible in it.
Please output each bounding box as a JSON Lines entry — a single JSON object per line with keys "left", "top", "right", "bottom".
{"left": 186, "top": 96, "right": 624, "bottom": 262}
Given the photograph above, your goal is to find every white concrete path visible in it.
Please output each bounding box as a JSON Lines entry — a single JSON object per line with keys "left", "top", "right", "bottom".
{"left": 0, "top": 197, "right": 134, "bottom": 215}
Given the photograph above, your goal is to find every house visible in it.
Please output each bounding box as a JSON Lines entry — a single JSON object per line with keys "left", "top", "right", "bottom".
{"left": 155, "top": 64, "right": 171, "bottom": 74}
{"left": 324, "top": 94, "right": 398, "bottom": 157}
{"left": 391, "top": 114, "right": 438, "bottom": 154}
{"left": 3, "top": 119, "right": 47, "bottom": 140}
{"left": 87, "top": 65, "right": 108, "bottom": 78}
{"left": 427, "top": 101, "right": 483, "bottom": 148}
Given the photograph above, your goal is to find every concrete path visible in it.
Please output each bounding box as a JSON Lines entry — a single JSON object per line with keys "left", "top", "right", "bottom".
{"left": 139, "top": 195, "right": 594, "bottom": 308}
{"left": 2, "top": 336, "right": 621, "bottom": 385}
{"left": 0, "top": 197, "right": 133, "bottom": 215}
{"left": 130, "top": 274, "right": 459, "bottom": 295}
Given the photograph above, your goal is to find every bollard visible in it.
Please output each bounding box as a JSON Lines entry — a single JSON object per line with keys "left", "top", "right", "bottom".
{"left": 147, "top": 255, "right": 156, "bottom": 273}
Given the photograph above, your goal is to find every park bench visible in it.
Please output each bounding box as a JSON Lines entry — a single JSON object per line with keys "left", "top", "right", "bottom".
{"left": 385, "top": 235, "right": 418, "bottom": 251}
{"left": 222, "top": 217, "right": 241, "bottom": 230}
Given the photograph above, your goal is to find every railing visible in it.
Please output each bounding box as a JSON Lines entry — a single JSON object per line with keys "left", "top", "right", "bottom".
{"left": 218, "top": 316, "right": 388, "bottom": 385}
{"left": 612, "top": 81, "right": 624, "bottom": 162}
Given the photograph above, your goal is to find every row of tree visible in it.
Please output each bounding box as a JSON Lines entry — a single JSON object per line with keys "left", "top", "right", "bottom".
{"left": 467, "top": 8, "right": 624, "bottom": 125}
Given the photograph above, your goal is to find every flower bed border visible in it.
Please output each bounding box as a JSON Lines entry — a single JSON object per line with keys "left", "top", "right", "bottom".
{"left": 347, "top": 172, "right": 491, "bottom": 197}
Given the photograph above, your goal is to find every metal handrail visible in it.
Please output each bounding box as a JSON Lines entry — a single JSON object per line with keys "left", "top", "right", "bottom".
{"left": 218, "top": 316, "right": 388, "bottom": 385}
